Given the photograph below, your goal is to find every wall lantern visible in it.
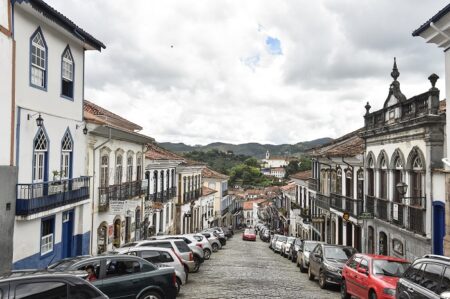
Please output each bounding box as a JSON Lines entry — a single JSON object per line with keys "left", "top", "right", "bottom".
{"left": 28, "top": 112, "right": 44, "bottom": 127}
{"left": 396, "top": 182, "right": 408, "bottom": 197}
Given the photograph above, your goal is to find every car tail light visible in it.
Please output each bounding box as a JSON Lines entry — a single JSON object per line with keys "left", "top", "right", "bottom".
{"left": 172, "top": 272, "right": 177, "bottom": 287}
{"left": 196, "top": 243, "right": 203, "bottom": 248}
{"left": 189, "top": 252, "right": 193, "bottom": 261}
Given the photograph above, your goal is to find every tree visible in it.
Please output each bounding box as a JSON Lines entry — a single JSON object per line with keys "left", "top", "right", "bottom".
{"left": 298, "top": 156, "right": 312, "bottom": 171}
{"left": 244, "top": 157, "right": 259, "bottom": 168}
{"left": 284, "top": 160, "right": 300, "bottom": 178}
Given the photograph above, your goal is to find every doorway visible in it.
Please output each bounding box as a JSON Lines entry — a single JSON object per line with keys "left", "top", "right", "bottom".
{"left": 61, "top": 210, "right": 74, "bottom": 258}
{"left": 113, "top": 218, "right": 121, "bottom": 248}
{"left": 379, "top": 231, "right": 388, "bottom": 255}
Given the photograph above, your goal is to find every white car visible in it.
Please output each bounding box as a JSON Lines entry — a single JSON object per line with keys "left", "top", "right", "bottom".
{"left": 113, "top": 246, "right": 187, "bottom": 294}
{"left": 274, "top": 235, "right": 287, "bottom": 253}
{"left": 282, "top": 237, "right": 296, "bottom": 257}
{"left": 186, "top": 234, "right": 214, "bottom": 259}
{"left": 201, "top": 232, "right": 222, "bottom": 252}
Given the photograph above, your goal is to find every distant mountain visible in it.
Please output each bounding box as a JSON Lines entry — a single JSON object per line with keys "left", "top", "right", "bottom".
{"left": 159, "top": 137, "right": 333, "bottom": 158}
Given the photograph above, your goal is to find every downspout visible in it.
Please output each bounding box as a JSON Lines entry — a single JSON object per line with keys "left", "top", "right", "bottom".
{"left": 90, "top": 127, "right": 112, "bottom": 255}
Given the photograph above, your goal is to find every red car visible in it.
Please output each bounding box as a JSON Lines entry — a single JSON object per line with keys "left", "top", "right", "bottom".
{"left": 242, "top": 229, "right": 256, "bottom": 241}
{"left": 341, "top": 253, "right": 410, "bottom": 299}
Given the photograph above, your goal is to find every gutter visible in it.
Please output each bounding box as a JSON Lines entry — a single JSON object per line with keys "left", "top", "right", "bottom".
{"left": 90, "top": 126, "right": 112, "bottom": 255}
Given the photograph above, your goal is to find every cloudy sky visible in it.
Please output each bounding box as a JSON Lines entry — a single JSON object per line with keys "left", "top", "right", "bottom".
{"left": 48, "top": 0, "right": 448, "bottom": 145}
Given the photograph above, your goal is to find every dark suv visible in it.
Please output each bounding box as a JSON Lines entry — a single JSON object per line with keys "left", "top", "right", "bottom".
{"left": 0, "top": 272, "right": 107, "bottom": 298}
{"left": 396, "top": 254, "right": 450, "bottom": 299}
{"left": 308, "top": 243, "right": 357, "bottom": 289}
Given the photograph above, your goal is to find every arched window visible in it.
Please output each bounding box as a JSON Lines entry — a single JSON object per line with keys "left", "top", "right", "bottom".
{"left": 357, "top": 169, "right": 364, "bottom": 200}
{"left": 330, "top": 169, "right": 336, "bottom": 193}
{"left": 345, "top": 169, "right": 353, "bottom": 197}
{"left": 115, "top": 154, "right": 123, "bottom": 184}
{"left": 336, "top": 168, "right": 342, "bottom": 195}
{"left": 367, "top": 156, "right": 375, "bottom": 196}
{"left": 166, "top": 169, "right": 170, "bottom": 190}
{"left": 61, "top": 130, "right": 73, "bottom": 179}
{"left": 100, "top": 154, "right": 109, "bottom": 187}
{"left": 33, "top": 127, "right": 48, "bottom": 183}
{"left": 136, "top": 155, "right": 142, "bottom": 181}
{"left": 126, "top": 155, "right": 133, "bottom": 182}
{"left": 392, "top": 151, "right": 405, "bottom": 202}
{"left": 410, "top": 151, "right": 424, "bottom": 199}
{"left": 153, "top": 171, "right": 158, "bottom": 195}
{"left": 171, "top": 169, "right": 175, "bottom": 188}
{"left": 61, "top": 46, "right": 74, "bottom": 98}
{"left": 30, "top": 28, "right": 47, "bottom": 89}
{"left": 379, "top": 155, "right": 388, "bottom": 199}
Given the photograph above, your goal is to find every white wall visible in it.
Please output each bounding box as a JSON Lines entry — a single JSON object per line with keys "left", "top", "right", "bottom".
{"left": 14, "top": 6, "right": 85, "bottom": 122}
{"left": 446, "top": 51, "right": 450, "bottom": 164}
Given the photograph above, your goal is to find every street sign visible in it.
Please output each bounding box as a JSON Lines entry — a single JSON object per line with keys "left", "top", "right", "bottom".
{"left": 343, "top": 212, "right": 350, "bottom": 221}
{"left": 359, "top": 212, "right": 374, "bottom": 220}
{"left": 312, "top": 216, "right": 325, "bottom": 223}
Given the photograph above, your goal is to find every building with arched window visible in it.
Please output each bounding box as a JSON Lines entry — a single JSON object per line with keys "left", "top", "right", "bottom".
{"left": 362, "top": 60, "right": 446, "bottom": 260}
{"left": 10, "top": 1, "right": 104, "bottom": 270}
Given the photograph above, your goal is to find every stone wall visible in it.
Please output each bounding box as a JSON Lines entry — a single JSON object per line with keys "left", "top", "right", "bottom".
{"left": 0, "top": 166, "right": 17, "bottom": 273}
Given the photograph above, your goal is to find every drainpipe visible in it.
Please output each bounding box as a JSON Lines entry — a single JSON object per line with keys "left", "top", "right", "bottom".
{"left": 90, "top": 127, "right": 112, "bottom": 255}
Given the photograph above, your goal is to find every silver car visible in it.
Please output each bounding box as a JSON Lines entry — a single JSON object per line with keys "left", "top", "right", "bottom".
{"left": 121, "top": 239, "right": 197, "bottom": 273}
{"left": 187, "top": 234, "right": 213, "bottom": 259}
{"left": 114, "top": 246, "right": 187, "bottom": 294}
{"left": 200, "top": 232, "right": 222, "bottom": 252}
{"left": 281, "top": 237, "right": 296, "bottom": 257}
{"left": 297, "top": 240, "right": 326, "bottom": 272}
{"left": 274, "top": 235, "right": 287, "bottom": 253}
{"left": 153, "top": 235, "right": 206, "bottom": 263}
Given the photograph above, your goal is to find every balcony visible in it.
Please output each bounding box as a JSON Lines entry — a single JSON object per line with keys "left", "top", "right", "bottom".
{"left": 315, "top": 193, "right": 330, "bottom": 211}
{"left": 169, "top": 186, "right": 177, "bottom": 198}
{"left": 98, "top": 180, "right": 144, "bottom": 212}
{"left": 222, "top": 189, "right": 228, "bottom": 197}
{"left": 330, "top": 193, "right": 363, "bottom": 218}
{"left": 16, "top": 176, "right": 90, "bottom": 216}
{"left": 308, "top": 178, "right": 318, "bottom": 191}
{"left": 365, "top": 195, "right": 426, "bottom": 235}
{"left": 221, "top": 206, "right": 229, "bottom": 216}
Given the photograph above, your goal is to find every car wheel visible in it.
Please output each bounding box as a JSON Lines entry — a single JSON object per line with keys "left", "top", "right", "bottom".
{"left": 308, "top": 266, "right": 314, "bottom": 281}
{"left": 318, "top": 271, "right": 327, "bottom": 289}
{"left": 299, "top": 259, "right": 306, "bottom": 273}
{"left": 340, "top": 280, "right": 350, "bottom": 299}
{"left": 193, "top": 257, "right": 200, "bottom": 273}
{"left": 139, "top": 291, "right": 162, "bottom": 299}
{"left": 212, "top": 243, "right": 219, "bottom": 252}
{"left": 291, "top": 255, "right": 296, "bottom": 263}
{"left": 176, "top": 277, "right": 182, "bottom": 294}
{"left": 369, "top": 290, "right": 377, "bottom": 299}
{"left": 203, "top": 249, "right": 211, "bottom": 260}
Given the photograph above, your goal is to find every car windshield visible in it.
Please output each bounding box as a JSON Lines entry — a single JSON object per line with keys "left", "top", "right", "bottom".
{"left": 175, "top": 240, "right": 191, "bottom": 253}
{"left": 295, "top": 239, "right": 303, "bottom": 246}
{"left": 287, "top": 238, "right": 295, "bottom": 244}
{"left": 324, "top": 247, "right": 354, "bottom": 261}
{"left": 121, "top": 242, "right": 138, "bottom": 248}
{"left": 304, "top": 242, "right": 318, "bottom": 251}
{"left": 372, "top": 260, "right": 410, "bottom": 277}
{"left": 278, "top": 236, "right": 287, "bottom": 242}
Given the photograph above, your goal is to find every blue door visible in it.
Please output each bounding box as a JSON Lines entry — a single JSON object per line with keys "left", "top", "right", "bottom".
{"left": 62, "top": 210, "right": 74, "bottom": 258}
{"left": 433, "top": 201, "right": 445, "bottom": 255}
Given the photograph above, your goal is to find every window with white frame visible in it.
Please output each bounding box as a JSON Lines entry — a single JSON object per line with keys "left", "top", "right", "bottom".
{"left": 115, "top": 154, "right": 123, "bottom": 184}
{"left": 126, "top": 155, "right": 133, "bottom": 182}
{"left": 61, "top": 131, "right": 73, "bottom": 179}
{"left": 33, "top": 128, "right": 48, "bottom": 183}
{"left": 100, "top": 155, "right": 109, "bottom": 187}
{"left": 31, "top": 31, "right": 47, "bottom": 88}
{"left": 136, "top": 156, "right": 142, "bottom": 181}
{"left": 61, "top": 47, "right": 74, "bottom": 98}
{"left": 41, "top": 217, "right": 54, "bottom": 255}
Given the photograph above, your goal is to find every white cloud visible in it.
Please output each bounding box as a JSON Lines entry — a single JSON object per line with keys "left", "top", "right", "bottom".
{"left": 47, "top": 0, "right": 448, "bottom": 145}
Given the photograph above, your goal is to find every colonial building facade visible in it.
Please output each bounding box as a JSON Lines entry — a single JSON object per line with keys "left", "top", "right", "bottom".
{"left": 12, "top": 1, "right": 104, "bottom": 269}
{"left": 361, "top": 62, "right": 446, "bottom": 259}
{"left": 84, "top": 100, "right": 153, "bottom": 254}
{"left": 201, "top": 167, "right": 229, "bottom": 226}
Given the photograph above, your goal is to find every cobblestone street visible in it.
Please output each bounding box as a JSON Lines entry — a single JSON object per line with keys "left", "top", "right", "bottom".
{"left": 179, "top": 232, "right": 341, "bottom": 299}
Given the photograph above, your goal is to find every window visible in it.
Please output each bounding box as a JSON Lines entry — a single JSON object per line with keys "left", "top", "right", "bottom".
{"left": 16, "top": 282, "right": 67, "bottom": 299}
{"left": 100, "top": 155, "right": 109, "bottom": 187}
{"left": 127, "top": 155, "right": 133, "bottom": 182}
{"left": 175, "top": 240, "right": 191, "bottom": 253}
{"left": 69, "top": 283, "right": 104, "bottom": 299}
{"left": 105, "top": 259, "right": 141, "bottom": 278}
{"left": 30, "top": 29, "right": 47, "bottom": 89}
{"left": 359, "top": 259, "right": 369, "bottom": 271}
{"left": 61, "top": 47, "right": 74, "bottom": 98}
{"left": 115, "top": 154, "right": 123, "bottom": 184}
{"left": 357, "top": 169, "right": 364, "bottom": 200}
{"left": 33, "top": 128, "right": 48, "bottom": 183}
{"left": 136, "top": 156, "right": 142, "bottom": 181}
{"left": 441, "top": 267, "right": 450, "bottom": 293}
{"left": 404, "top": 262, "right": 424, "bottom": 284}
{"left": 61, "top": 130, "right": 73, "bottom": 179}
{"left": 336, "top": 168, "right": 342, "bottom": 195}
{"left": 379, "top": 156, "right": 387, "bottom": 199}
{"left": 41, "top": 217, "right": 54, "bottom": 255}
{"left": 347, "top": 256, "right": 361, "bottom": 270}
{"left": 420, "top": 263, "right": 444, "bottom": 294}
{"left": 141, "top": 251, "right": 161, "bottom": 263}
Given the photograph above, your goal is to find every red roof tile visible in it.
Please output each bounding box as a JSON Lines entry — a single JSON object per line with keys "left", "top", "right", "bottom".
{"left": 145, "top": 143, "right": 184, "bottom": 161}
{"left": 201, "top": 186, "right": 217, "bottom": 196}
{"left": 202, "top": 167, "right": 229, "bottom": 180}
{"left": 290, "top": 170, "right": 312, "bottom": 180}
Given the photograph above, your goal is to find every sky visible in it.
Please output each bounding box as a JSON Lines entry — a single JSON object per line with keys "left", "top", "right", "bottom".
{"left": 47, "top": 0, "right": 449, "bottom": 145}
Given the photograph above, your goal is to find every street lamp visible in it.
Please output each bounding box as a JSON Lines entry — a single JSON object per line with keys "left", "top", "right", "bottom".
{"left": 396, "top": 182, "right": 408, "bottom": 198}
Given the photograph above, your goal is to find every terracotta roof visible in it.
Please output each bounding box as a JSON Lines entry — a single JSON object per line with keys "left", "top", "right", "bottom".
{"left": 84, "top": 100, "right": 142, "bottom": 132}
{"left": 281, "top": 183, "right": 295, "bottom": 191}
{"left": 290, "top": 170, "right": 312, "bottom": 180}
{"left": 202, "top": 167, "right": 229, "bottom": 180}
{"left": 178, "top": 159, "right": 206, "bottom": 167}
{"left": 145, "top": 143, "right": 184, "bottom": 161}
{"left": 267, "top": 156, "right": 287, "bottom": 161}
{"left": 201, "top": 186, "right": 217, "bottom": 197}
{"left": 243, "top": 199, "right": 266, "bottom": 210}
{"left": 309, "top": 128, "right": 364, "bottom": 158}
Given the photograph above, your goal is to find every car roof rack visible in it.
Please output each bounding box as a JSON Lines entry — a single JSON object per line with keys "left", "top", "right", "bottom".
{"left": 422, "top": 254, "right": 450, "bottom": 262}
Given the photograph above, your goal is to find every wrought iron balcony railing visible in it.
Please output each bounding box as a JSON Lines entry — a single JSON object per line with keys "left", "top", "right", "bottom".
{"left": 330, "top": 193, "right": 363, "bottom": 218}
{"left": 98, "top": 180, "right": 144, "bottom": 212}
{"left": 315, "top": 193, "right": 330, "bottom": 211}
{"left": 17, "top": 176, "right": 90, "bottom": 216}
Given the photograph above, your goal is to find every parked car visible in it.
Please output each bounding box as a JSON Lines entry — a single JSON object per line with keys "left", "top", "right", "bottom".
{"left": 287, "top": 238, "right": 302, "bottom": 262}
{"left": 221, "top": 226, "right": 233, "bottom": 239}
{"left": 396, "top": 254, "right": 450, "bottom": 299}
{"left": 151, "top": 235, "right": 205, "bottom": 265}
{"left": 261, "top": 229, "right": 271, "bottom": 242}
{"left": 188, "top": 234, "right": 214, "bottom": 259}
{"left": 269, "top": 234, "right": 280, "bottom": 250}
{"left": 200, "top": 232, "right": 222, "bottom": 252}
{"left": 308, "top": 244, "right": 357, "bottom": 289}
{"left": 0, "top": 271, "right": 108, "bottom": 299}
{"left": 242, "top": 228, "right": 257, "bottom": 241}
{"left": 341, "top": 253, "right": 409, "bottom": 299}
{"left": 274, "top": 235, "right": 287, "bottom": 253}
{"left": 281, "top": 237, "right": 296, "bottom": 257}
{"left": 297, "top": 240, "right": 326, "bottom": 272}
{"left": 49, "top": 255, "right": 177, "bottom": 299}
{"left": 122, "top": 239, "right": 198, "bottom": 273}
{"left": 114, "top": 246, "right": 187, "bottom": 295}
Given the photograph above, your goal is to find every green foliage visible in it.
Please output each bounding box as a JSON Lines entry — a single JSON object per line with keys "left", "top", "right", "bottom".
{"left": 299, "top": 156, "right": 312, "bottom": 171}
{"left": 284, "top": 160, "right": 300, "bottom": 178}
{"left": 183, "top": 149, "right": 250, "bottom": 174}
{"left": 229, "top": 163, "right": 273, "bottom": 187}
{"left": 244, "top": 157, "right": 260, "bottom": 168}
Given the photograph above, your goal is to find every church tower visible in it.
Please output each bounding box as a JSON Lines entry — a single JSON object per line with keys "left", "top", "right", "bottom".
{"left": 265, "top": 150, "right": 270, "bottom": 160}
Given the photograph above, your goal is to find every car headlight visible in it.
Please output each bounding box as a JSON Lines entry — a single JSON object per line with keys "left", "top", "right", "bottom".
{"left": 383, "top": 288, "right": 396, "bottom": 296}
{"left": 324, "top": 264, "right": 340, "bottom": 273}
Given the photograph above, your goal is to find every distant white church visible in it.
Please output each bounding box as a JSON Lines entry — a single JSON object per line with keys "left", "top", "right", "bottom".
{"left": 262, "top": 150, "right": 288, "bottom": 168}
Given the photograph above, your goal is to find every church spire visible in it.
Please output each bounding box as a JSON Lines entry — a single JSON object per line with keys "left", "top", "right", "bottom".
{"left": 391, "top": 57, "right": 399, "bottom": 81}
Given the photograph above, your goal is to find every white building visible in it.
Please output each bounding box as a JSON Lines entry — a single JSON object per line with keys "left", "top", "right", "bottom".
{"left": 144, "top": 143, "right": 183, "bottom": 236}
{"left": 193, "top": 187, "right": 216, "bottom": 231}
{"left": 262, "top": 150, "right": 288, "bottom": 168}
{"left": 12, "top": 1, "right": 104, "bottom": 269}
{"left": 201, "top": 167, "right": 229, "bottom": 226}
{"left": 84, "top": 100, "right": 154, "bottom": 254}
{"left": 270, "top": 167, "right": 286, "bottom": 179}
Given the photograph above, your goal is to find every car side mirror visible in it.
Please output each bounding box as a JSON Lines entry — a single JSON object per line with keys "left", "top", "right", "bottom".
{"left": 314, "top": 253, "right": 321, "bottom": 259}
{"left": 440, "top": 291, "right": 450, "bottom": 299}
{"left": 357, "top": 268, "right": 368, "bottom": 275}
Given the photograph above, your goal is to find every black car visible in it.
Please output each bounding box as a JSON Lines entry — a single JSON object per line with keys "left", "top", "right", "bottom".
{"left": 288, "top": 238, "right": 303, "bottom": 263}
{"left": 308, "top": 244, "right": 357, "bottom": 289}
{"left": 49, "top": 255, "right": 177, "bottom": 299}
{"left": 397, "top": 254, "right": 450, "bottom": 299}
{"left": 0, "top": 271, "right": 108, "bottom": 298}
